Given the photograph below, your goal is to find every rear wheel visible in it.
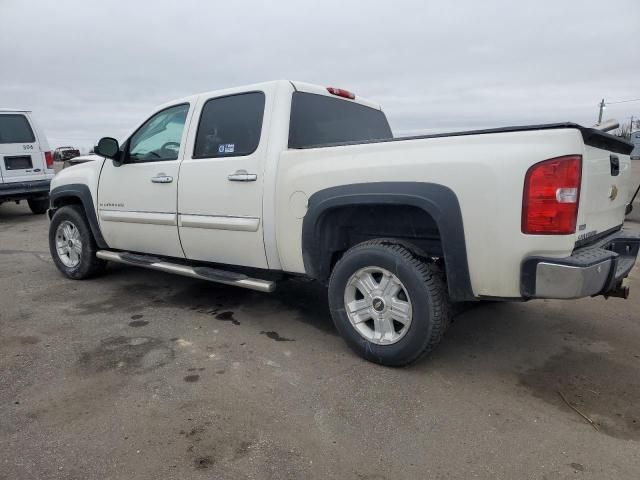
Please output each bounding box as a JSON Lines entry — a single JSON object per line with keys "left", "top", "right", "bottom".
{"left": 328, "top": 240, "right": 451, "bottom": 366}
{"left": 48, "top": 205, "right": 107, "bottom": 279}
{"left": 28, "top": 197, "right": 49, "bottom": 214}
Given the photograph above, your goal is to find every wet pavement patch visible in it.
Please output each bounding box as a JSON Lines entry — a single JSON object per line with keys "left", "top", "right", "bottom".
{"left": 215, "top": 311, "right": 240, "bottom": 325}
{"left": 519, "top": 348, "right": 640, "bottom": 440}
{"left": 78, "top": 336, "right": 175, "bottom": 375}
{"left": 233, "top": 440, "right": 253, "bottom": 460}
{"left": 68, "top": 283, "right": 152, "bottom": 316}
{"left": 185, "top": 426, "right": 205, "bottom": 437}
{"left": 260, "top": 331, "right": 294, "bottom": 342}
{"left": 194, "top": 456, "right": 213, "bottom": 469}
{"left": 1, "top": 335, "right": 41, "bottom": 347}
{"left": 168, "top": 279, "right": 336, "bottom": 333}
{"left": 128, "top": 320, "right": 149, "bottom": 327}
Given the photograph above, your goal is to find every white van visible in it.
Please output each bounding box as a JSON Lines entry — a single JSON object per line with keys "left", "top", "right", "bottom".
{"left": 0, "top": 109, "right": 55, "bottom": 214}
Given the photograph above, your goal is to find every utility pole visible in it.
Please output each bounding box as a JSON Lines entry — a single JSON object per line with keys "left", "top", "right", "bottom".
{"left": 598, "top": 98, "right": 605, "bottom": 124}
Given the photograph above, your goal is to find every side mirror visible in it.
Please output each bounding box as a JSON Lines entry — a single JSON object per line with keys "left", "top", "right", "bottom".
{"left": 96, "top": 137, "right": 121, "bottom": 163}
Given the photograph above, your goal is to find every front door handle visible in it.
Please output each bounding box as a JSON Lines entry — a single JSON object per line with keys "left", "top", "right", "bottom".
{"left": 151, "top": 174, "right": 173, "bottom": 184}
{"left": 228, "top": 170, "right": 257, "bottom": 182}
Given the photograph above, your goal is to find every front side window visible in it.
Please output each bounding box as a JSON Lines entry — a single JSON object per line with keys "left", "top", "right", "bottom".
{"left": 193, "top": 92, "right": 265, "bottom": 158}
{"left": 128, "top": 104, "right": 189, "bottom": 162}
{"left": 0, "top": 114, "right": 36, "bottom": 144}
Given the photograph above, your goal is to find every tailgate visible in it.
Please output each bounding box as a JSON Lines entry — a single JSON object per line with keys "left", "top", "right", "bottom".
{"left": 577, "top": 143, "right": 635, "bottom": 242}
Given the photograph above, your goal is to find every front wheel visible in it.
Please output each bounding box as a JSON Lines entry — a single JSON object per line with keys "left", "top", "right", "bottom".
{"left": 328, "top": 240, "right": 451, "bottom": 366}
{"left": 48, "top": 205, "right": 107, "bottom": 279}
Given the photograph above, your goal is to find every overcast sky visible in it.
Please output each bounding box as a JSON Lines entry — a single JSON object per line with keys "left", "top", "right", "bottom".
{"left": 1, "top": 0, "right": 638, "bottom": 150}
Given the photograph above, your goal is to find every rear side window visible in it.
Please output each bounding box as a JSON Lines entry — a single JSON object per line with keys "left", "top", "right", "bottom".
{"left": 0, "top": 114, "right": 36, "bottom": 144}
{"left": 194, "top": 92, "right": 265, "bottom": 158}
{"left": 288, "top": 92, "right": 392, "bottom": 149}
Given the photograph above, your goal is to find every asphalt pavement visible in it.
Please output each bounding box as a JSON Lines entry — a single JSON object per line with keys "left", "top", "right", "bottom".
{"left": 1, "top": 202, "right": 639, "bottom": 479}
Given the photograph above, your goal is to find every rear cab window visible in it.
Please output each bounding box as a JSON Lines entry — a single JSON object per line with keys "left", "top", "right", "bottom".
{"left": 288, "top": 92, "right": 392, "bottom": 149}
{"left": 0, "top": 114, "right": 36, "bottom": 144}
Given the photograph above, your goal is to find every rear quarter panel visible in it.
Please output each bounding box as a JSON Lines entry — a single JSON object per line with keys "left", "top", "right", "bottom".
{"left": 275, "top": 128, "right": 585, "bottom": 298}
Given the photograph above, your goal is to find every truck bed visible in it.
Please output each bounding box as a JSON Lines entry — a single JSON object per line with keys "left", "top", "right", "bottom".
{"left": 293, "top": 122, "right": 634, "bottom": 156}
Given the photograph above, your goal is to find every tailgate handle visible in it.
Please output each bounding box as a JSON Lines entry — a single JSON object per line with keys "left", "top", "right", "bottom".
{"left": 610, "top": 154, "right": 620, "bottom": 176}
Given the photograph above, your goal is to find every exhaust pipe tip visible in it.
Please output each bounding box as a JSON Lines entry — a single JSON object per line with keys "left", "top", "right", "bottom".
{"left": 605, "top": 284, "right": 630, "bottom": 299}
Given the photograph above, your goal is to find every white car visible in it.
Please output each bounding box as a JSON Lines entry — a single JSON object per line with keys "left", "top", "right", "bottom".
{"left": 48, "top": 81, "right": 640, "bottom": 366}
{"left": 0, "top": 109, "right": 55, "bottom": 214}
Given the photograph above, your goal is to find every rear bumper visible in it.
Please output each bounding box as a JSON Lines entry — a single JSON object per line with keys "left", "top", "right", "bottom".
{"left": 521, "top": 229, "right": 640, "bottom": 299}
{"left": 0, "top": 179, "right": 51, "bottom": 202}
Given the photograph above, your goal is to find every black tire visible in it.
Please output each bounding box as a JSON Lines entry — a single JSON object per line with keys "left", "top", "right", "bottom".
{"left": 49, "top": 205, "right": 107, "bottom": 279}
{"left": 28, "top": 197, "right": 49, "bottom": 215}
{"left": 328, "top": 240, "right": 451, "bottom": 366}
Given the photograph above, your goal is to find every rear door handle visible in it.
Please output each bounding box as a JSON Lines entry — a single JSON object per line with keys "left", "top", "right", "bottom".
{"left": 151, "top": 174, "right": 173, "bottom": 183}
{"left": 228, "top": 170, "right": 257, "bottom": 182}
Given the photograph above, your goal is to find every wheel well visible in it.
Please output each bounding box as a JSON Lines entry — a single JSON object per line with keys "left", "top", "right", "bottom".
{"left": 48, "top": 185, "right": 108, "bottom": 249}
{"left": 52, "top": 195, "right": 83, "bottom": 208}
{"left": 313, "top": 204, "right": 442, "bottom": 277}
{"left": 302, "top": 182, "right": 475, "bottom": 302}
{"left": 48, "top": 195, "right": 83, "bottom": 219}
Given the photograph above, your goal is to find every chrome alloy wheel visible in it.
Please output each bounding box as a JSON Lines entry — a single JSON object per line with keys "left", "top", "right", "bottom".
{"left": 343, "top": 266, "right": 413, "bottom": 345}
{"left": 55, "top": 220, "right": 82, "bottom": 268}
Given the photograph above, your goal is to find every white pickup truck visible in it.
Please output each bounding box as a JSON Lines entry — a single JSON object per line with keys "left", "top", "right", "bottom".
{"left": 48, "top": 80, "right": 640, "bottom": 366}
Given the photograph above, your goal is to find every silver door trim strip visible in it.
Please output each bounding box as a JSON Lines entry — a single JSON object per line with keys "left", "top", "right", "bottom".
{"left": 100, "top": 210, "right": 177, "bottom": 226}
{"left": 179, "top": 214, "right": 260, "bottom": 232}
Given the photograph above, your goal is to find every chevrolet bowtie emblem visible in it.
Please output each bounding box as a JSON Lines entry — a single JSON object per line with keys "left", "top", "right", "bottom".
{"left": 609, "top": 185, "right": 618, "bottom": 201}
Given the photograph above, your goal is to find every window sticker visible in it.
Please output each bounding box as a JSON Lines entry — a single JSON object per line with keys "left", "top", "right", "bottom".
{"left": 218, "top": 143, "right": 235, "bottom": 154}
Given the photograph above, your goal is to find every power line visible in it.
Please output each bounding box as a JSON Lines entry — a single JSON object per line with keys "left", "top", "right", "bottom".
{"left": 597, "top": 97, "right": 640, "bottom": 124}
{"left": 606, "top": 98, "right": 640, "bottom": 105}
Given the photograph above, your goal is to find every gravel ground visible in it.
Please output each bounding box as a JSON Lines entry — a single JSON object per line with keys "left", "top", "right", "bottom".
{"left": 1, "top": 202, "right": 639, "bottom": 479}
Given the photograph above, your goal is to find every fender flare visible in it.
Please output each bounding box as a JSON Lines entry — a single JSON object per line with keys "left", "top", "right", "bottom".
{"left": 302, "top": 182, "right": 475, "bottom": 301}
{"left": 49, "top": 183, "right": 108, "bottom": 249}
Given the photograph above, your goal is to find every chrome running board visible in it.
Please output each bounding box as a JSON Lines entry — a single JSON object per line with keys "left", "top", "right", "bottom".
{"left": 96, "top": 250, "right": 276, "bottom": 293}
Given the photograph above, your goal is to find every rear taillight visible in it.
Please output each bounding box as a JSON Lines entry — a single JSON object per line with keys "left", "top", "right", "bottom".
{"left": 327, "top": 87, "right": 355, "bottom": 100}
{"left": 44, "top": 151, "right": 54, "bottom": 169}
{"left": 522, "top": 155, "right": 582, "bottom": 234}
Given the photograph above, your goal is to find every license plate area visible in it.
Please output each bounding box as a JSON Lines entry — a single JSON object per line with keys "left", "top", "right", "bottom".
{"left": 4, "top": 155, "right": 33, "bottom": 170}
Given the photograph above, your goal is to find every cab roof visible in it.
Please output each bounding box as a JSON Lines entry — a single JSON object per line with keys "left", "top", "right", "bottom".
{"left": 157, "top": 80, "right": 382, "bottom": 112}
{"left": 290, "top": 81, "right": 382, "bottom": 110}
